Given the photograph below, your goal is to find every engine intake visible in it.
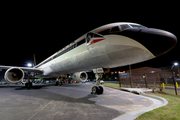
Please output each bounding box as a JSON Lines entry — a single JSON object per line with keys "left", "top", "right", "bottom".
{"left": 5, "top": 67, "right": 24, "bottom": 84}
{"left": 72, "top": 71, "right": 88, "bottom": 83}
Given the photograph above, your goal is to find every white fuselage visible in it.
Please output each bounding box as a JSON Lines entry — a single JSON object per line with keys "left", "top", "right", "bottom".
{"left": 35, "top": 22, "right": 155, "bottom": 77}
{"left": 2, "top": 22, "right": 176, "bottom": 84}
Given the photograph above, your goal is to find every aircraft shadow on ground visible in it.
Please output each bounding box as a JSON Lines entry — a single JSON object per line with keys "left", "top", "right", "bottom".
{"left": 14, "top": 86, "right": 49, "bottom": 90}
{"left": 14, "top": 87, "right": 98, "bottom": 104}
{"left": 15, "top": 86, "right": 40, "bottom": 90}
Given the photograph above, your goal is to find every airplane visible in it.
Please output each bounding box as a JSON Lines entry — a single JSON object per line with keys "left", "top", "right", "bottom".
{"left": 0, "top": 22, "right": 177, "bottom": 94}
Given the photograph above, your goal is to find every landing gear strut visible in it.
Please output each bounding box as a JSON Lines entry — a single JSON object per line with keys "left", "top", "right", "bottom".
{"left": 91, "top": 73, "right": 104, "bottom": 94}
{"left": 25, "top": 72, "right": 32, "bottom": 89}
{"left": 56, "top": 77, "right": 63, "bottom": 86}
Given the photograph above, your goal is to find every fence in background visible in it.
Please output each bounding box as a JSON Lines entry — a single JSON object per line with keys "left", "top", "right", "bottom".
{"left": 119, "top": 68, "right": 180, "bottom": 95}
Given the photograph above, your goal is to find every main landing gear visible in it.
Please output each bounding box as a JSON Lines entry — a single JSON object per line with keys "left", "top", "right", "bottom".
{"left": 56, "top": 77, "right": 63, "bottom": 86}
{"left": 25, "top": 72, "right": 32, "bottom": 89}
{"left": 91, "top": 73, "right": 104, "bottom": 95}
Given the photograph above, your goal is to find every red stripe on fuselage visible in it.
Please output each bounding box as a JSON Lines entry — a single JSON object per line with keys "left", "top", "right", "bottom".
{"left": 88, "top": 38, "right": 105, "bottom": 46}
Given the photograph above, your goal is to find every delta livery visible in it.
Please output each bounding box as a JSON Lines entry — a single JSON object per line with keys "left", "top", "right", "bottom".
{"left": 0, "top": 22, "right": 177, "bottom": 94}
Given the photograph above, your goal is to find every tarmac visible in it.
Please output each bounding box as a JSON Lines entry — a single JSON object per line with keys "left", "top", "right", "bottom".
{"left": 0, "top": 83, "right": 168, "bottom": 120}
{"left": 119, "top": 88, "right": 168, "bottom": 120}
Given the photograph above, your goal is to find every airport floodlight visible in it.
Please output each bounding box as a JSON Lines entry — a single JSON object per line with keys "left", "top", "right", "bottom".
{"left": 27, "top": 63, "right": 32, "bottom": 67}
{"left": 171, "top": 62, "right": 179, "bottom": 70}
{"left": 174, "top": 62, "right": 178, "bottom": 66}
{"left": 151, "top": 71, "right": 155, "bottom": 73}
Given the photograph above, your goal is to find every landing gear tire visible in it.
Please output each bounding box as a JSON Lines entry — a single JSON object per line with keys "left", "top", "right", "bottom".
{"left": 55, "top": 81, "right": 59, "bottom": 86}
{"left": 91, "top": 86, "right": 98, "bottom": 94}
{"left": 25, "top": 82, "right": 32, "bottom": 89}
{"left": 59, "top": 81, "right": 62, "bottom": 86}
{"left": 98, "top": 86, "right": 104, "bottom": 94}
{"left": 91, "top": 86, "right": 104, "bottom": 95}
{"left": 56, "top": 81, "right": 62, "bottom": 86}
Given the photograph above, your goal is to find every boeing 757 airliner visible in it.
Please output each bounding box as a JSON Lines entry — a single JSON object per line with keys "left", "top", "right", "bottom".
{"left": 0, "top": 22, "right": 177, "bottom": 94}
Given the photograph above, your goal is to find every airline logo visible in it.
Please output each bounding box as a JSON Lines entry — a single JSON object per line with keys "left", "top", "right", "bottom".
{"left": 88, "top": 38, "right": 105, "bottom": 46}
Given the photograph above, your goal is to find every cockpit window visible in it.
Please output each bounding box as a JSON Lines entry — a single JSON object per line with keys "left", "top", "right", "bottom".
{"left": 97, "top": 24, "right": 147, "bottom": 36}
{"left": 86, "top": 32, "right": 103, "bottom": 43}
{"left": 110, "top": 26, "right": 120, "bottom": 33}
{"left": 120, "top": 24, "right": 131, "bottom": 31}
{"left": 130, "top": 24, "right": 147, "bottom": 29}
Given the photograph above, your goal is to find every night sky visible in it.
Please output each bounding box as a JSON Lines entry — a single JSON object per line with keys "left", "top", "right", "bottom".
{"left": 1, "top": 2, "right": 179, "bottom": 70}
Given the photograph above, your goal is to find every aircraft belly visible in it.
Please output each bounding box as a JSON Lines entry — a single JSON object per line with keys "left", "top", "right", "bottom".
{"left": 104, "top": 45, "right": 155, "bottom": 68}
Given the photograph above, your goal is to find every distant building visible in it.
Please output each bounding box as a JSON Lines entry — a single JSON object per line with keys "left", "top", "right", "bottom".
{"left": 130, "top": 67, "right": 161, "bottom": 74}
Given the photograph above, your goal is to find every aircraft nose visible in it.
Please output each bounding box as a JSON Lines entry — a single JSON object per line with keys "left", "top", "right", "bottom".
{"left": 140, "top": 28, "right": 177, "bottom": 56}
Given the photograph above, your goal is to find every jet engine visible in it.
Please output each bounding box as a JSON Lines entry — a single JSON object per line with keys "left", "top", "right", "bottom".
{"left": 5, "top": 67, "right": 24, "bottom": 84}
{"left": 72, "top": 71, "right": 88, "bottom": 83}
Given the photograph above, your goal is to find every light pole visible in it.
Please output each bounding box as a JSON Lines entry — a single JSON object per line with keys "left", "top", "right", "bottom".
{"left": 172, "top": 62, "right": 179, "bottom": 77}
{"left": 129, "top": 65, "right": 133, "bottom": 88}
{"left": 171, "top": 62, "right": 178, "bottom": 95}
{"left": 175, "top": 63, "right": 180, "bottom": 78}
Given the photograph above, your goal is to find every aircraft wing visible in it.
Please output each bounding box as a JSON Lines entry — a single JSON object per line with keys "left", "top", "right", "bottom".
{"left": 0, "top": 65, "right": 43, "bottom": 74}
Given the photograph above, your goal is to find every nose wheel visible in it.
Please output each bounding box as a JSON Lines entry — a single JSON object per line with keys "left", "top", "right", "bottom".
{"left": 91, "top": 86, "right": 104, "bottom": 94}
{"left": 91, "top": 69, "right": 104, "bottom": 95}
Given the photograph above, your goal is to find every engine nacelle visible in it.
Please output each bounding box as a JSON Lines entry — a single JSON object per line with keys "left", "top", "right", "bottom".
{"left": 72, "top": 71, "right": 88, "bottom": 83}
{"left": 5, "top": 67, "right": 24, "bottom": 84}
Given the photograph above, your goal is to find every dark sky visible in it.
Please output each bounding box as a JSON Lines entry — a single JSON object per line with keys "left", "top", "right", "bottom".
{"left": 1, "top": 2, "right": 179, "bottom": 70}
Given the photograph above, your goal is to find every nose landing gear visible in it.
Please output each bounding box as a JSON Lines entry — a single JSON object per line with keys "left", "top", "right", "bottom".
{"left": 91, "top": 73, "right": 104, "bottom": 95}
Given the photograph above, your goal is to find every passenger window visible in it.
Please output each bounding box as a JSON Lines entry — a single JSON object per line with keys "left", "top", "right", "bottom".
{"left": 110, "top": 26, "right": 120, "bottom": 33}
{"left": 74, "top": 43, "right": 76, "bottom": 48}
{"left": 77, "top": 38, "right": 85, "bottom": 47}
